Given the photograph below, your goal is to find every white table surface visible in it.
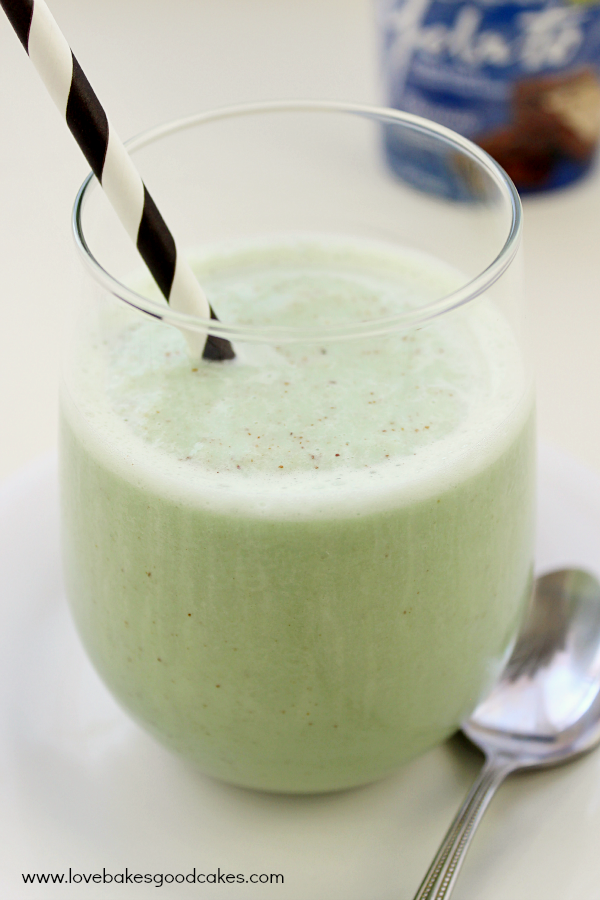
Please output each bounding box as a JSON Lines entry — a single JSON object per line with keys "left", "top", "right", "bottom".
{"left": 0, "top": 446, "right": 599, "bottom": 900}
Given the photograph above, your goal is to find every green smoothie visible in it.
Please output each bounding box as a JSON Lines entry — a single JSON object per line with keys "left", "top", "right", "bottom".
{"left": 60, "top": 236, "right": 535, "bottom": 793}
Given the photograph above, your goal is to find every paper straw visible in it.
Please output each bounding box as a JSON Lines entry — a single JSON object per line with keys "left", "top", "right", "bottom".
{"left": 0, "top": 0, "right": 234, "bottom": 361}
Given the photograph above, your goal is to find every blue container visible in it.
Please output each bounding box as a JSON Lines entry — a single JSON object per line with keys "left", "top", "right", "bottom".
{"left": 379, "top": 0, "right": 600, "bottom": 194}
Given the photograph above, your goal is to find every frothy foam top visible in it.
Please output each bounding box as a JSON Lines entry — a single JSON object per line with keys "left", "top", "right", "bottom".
{"left": 63, "top": 236, "right": 531, "bottom": 518}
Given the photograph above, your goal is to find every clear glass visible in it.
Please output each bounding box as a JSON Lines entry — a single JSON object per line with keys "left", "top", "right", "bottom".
{"left": 62, "top": 101, "right": 535, "bottom": 793}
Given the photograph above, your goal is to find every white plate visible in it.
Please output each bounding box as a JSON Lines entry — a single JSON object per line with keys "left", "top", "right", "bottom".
{"left": 1, "top": 444, "right": 600, "bottom": 900}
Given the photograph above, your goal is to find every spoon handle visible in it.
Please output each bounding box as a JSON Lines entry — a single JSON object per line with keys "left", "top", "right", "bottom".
{"left": 412, "top": 755, "right": 516, "bottom": 900}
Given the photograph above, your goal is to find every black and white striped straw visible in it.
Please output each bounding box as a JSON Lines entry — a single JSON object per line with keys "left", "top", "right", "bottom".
{"left": 1, "top": 0, "right": 234, "bottom": 362}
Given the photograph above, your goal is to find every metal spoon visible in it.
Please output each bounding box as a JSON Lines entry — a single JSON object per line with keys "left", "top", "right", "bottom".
{"left": 414, "top": 568, "right": 600, "bottom": 900}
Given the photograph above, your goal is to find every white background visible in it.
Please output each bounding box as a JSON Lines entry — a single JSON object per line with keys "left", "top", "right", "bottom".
{"left": 1, "top": 3, "right": 600, "bottom": 900}
{"left": 0, "top": 0, "right": 599, "bottom": 483}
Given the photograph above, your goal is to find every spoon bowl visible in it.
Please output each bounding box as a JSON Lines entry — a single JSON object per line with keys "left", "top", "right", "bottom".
{"left": 414, "top": 569, "right": 600, "bottom": 900}
{"left": 465, "top": 569, "right": 600, "bottom": 765}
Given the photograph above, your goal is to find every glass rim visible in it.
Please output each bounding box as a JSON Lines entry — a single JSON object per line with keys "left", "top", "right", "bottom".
{"left": 72, "top": 99, "right": 522, "bottom": 344}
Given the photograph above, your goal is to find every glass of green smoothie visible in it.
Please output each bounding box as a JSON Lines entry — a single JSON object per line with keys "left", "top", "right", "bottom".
{"left": 62, "top": 102, "right": 535, "bottom": 794}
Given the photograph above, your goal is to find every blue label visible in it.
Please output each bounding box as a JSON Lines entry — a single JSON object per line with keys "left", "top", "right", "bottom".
{"left": 380, "top": 0, "right": 600, "bottom": 192}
